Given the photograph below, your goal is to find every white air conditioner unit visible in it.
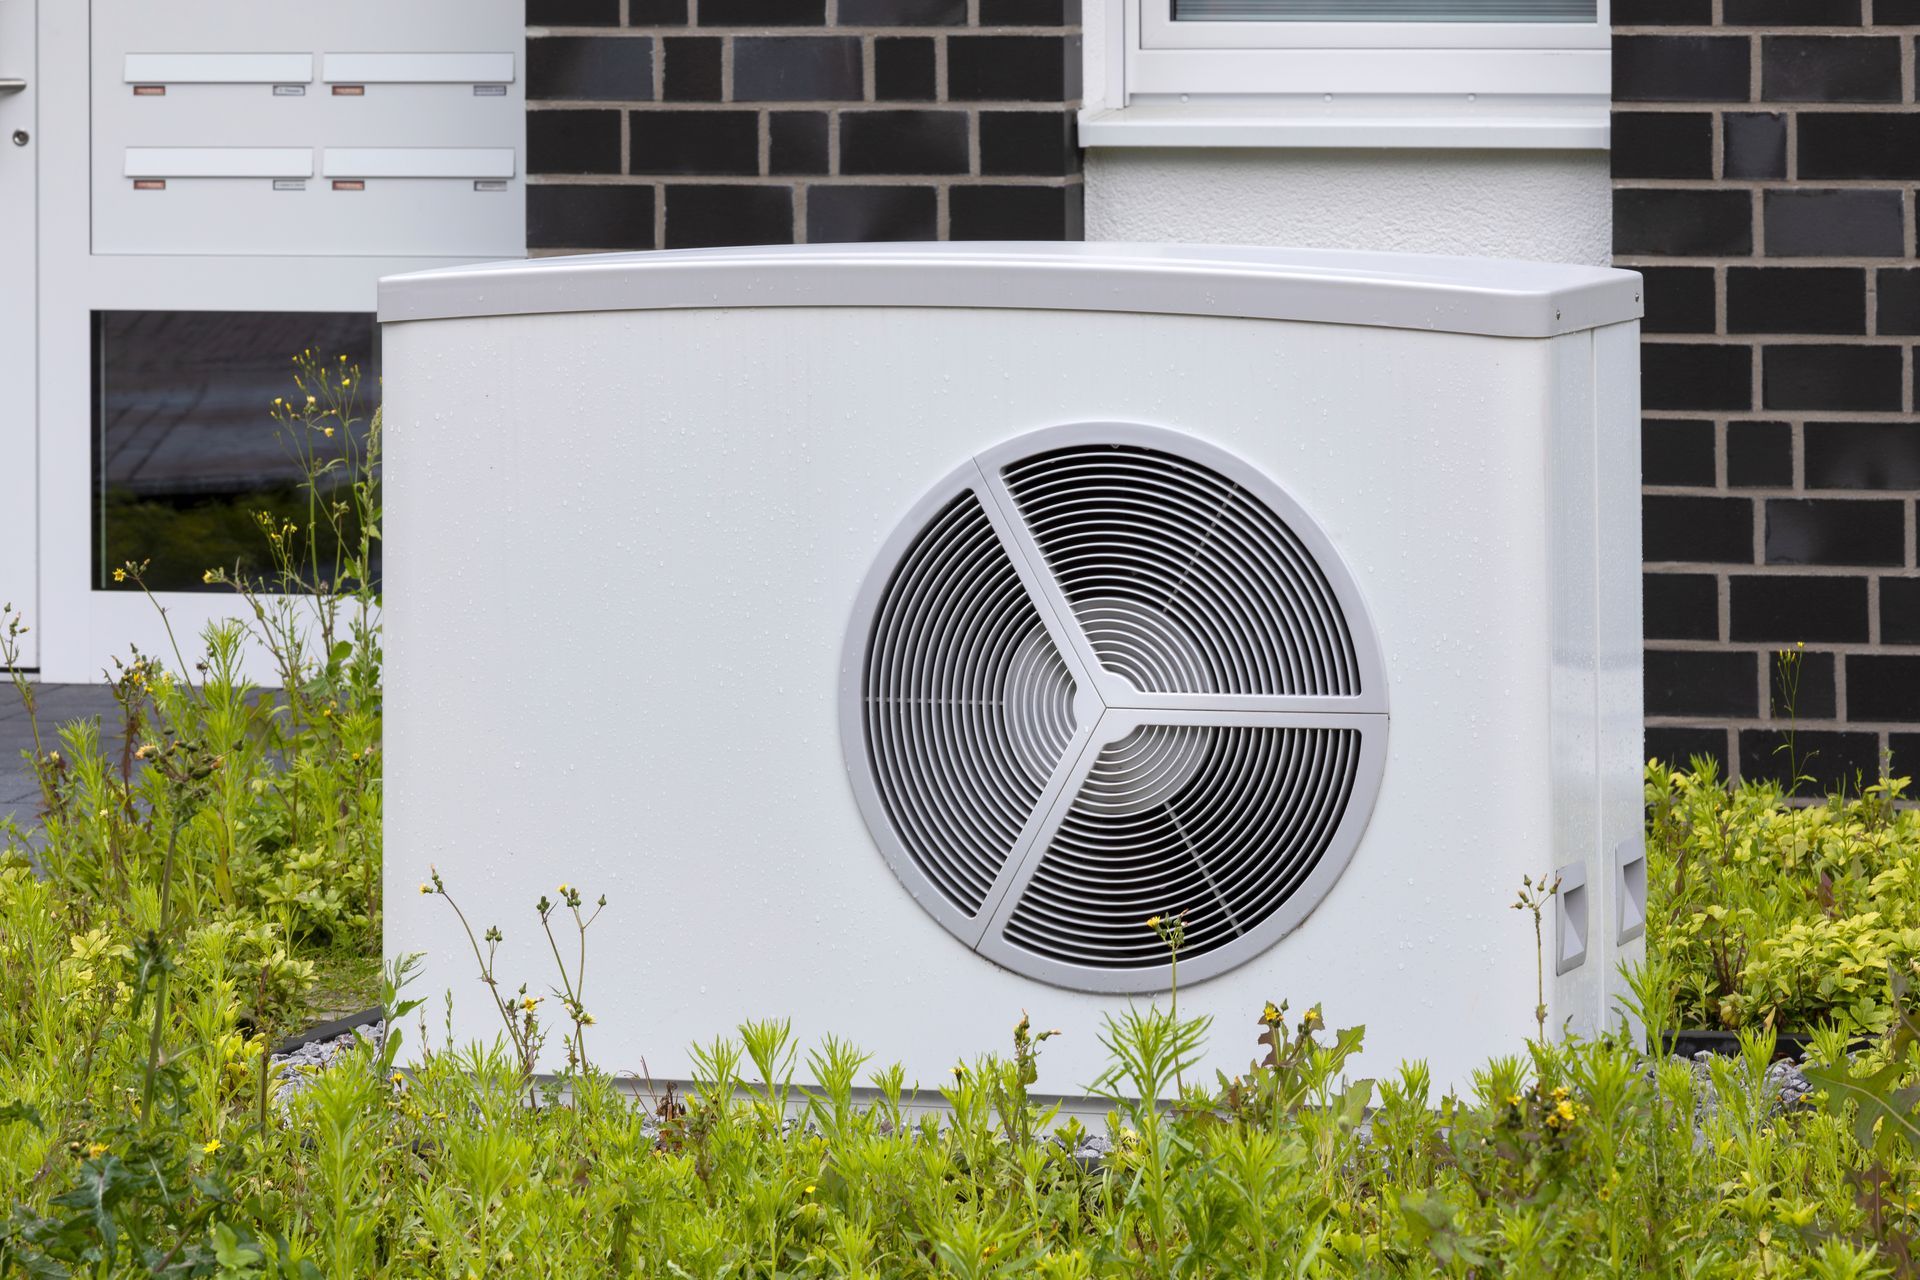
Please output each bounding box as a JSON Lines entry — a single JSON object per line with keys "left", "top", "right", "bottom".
{"left": 381, "top": 243, "right": 1645, "bottom": 1093}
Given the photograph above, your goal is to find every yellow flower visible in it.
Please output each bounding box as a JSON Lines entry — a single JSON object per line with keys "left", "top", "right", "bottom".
{"left": 87, "top": 1143, "right": 108, "bottom": 1158}
{"left": 390, "top": 1072, "right": 405, "bottom": 1086}
{"left": 1260, "top": 1001, "right": 1282, "bottom": 1025}
{"left": 1146, "top": 915, "right": 1161, "bottom": 928}
{"left": 202, "top": 1138, "right": 221, "bottom": 1155}
{"left": 1555, "top": 1100, "right": 1576, "bottom": 1123}
{"left": 306, "top": 395, "right": 317, "bottom": 407}
{"left": 323, "top": 427, "right": 335, "bottom": 438}
{"left": 201, "top": 569, "right": 217, "bottom": 585}
{"left": 581, "top": 1012, "right": 595, "bottom": 1026}
{"left": 341, "top": 378, "right": 351, "bottom": 388}
{"left": 804, "top": 1185, "right": 816, "bottom": 1195}
{"left": 558, "top": 882, "right": 571, "bottom": 894}
{"left": 522, "top": 996, "right": 539, "bottom": 1011}
{"left": 1506, "top": 1093, "right": 1523, "bottom": 1107}
{"left": 419, "top": 883, "right": 433, "bottom": 895}
{"left": 111, "top": 568, "right": 126, "bottom": 582}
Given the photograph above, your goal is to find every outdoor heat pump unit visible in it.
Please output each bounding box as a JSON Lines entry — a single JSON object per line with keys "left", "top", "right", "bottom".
{"left": 381, "top": 243, "right": 1645, "bottom": 1092}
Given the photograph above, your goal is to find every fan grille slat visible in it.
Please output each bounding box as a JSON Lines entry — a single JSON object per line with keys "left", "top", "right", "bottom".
{"left": 864, "top": 491, "right": 1079, "bottom": 916}
{"left": 1003, "top": 726, "right": 1361, "bottom": 969}
{"left": 1002, "top": 446, "right": 1362, "bottom": 697}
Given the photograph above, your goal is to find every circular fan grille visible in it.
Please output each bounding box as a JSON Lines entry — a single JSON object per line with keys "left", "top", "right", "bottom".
{"left": 843, "top": 424, "right": 1388, "bottom": 992}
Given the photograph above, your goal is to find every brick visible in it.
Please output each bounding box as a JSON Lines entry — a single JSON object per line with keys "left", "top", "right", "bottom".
{"left": 1728, "top": 421, "right": 1795, "bottom": 488}
{"left": 769, "top": 112, "right": 829, "bottom": 175}
{"left": 840, "top": 110, "right": 968, "bottom": 174}
{"left": 1645, "top": 494, "right": 1755, "bottom": 563}
{"left": 631, "top": 110, "right": 760, "bottom": 175}
{"left": 1724, "top": 113, "right": 1787, "bottom": 180}
{"left": 528, "top": 109, "right": 623, "bottom": 174}
{"left": 1726, "top": 0, "right": 1864, "bottom": 21}
{"left": 1643, "top": 345, "right": 1753, "bottom": 412}
{"left": 1805, "top": 422, "right": 1920, "bottom": 488}
{"left": 1611, "top": 113, "right": 1713, "bottom": 181}
{"left": 948, "top": 35, "right": 1078, "bottom": 102}
{"left": 1765, "top": 498, "right": 1906, "bottom": 565}
{"left": 1641, "top": 267, "right": 1716, "bottom": 334}
{"left": 1762, "top": 36, "right": 1902, "bottom": 101}
{"left": 1877, "top": 269, "right": 1920, "bottom": 335}
{"left": 1614, "top": 37, "right": 1751, "bottom": 103}
{"left": 529, "top": 0, "right": 621, "bottom": 25}
{"left": 1646, "top": 650, "right": 1759, "bottom": 718}
{"left": 1763, "top": 190, "right": 1905, "bottom": 258}
{"left": 980, "top": 110, "right": 1078, "bottom": 176}
{"left": 1848, "top": 655, "right": 1920, "bottom": 720}
{"left": 951, "top": 184, "right": 1081, "bottom": 239}
{"left": 1770, "top": 649, "right": 1837, "bottom": 719}
{"left": 1799, "top": 113, "right": 1920, "bottom": 180}
{"left": 1878, "top": 0, "right": 1920, "bottom": 18}
{"left": 1647, "top": 726, "right": 1729, "bottom": 772}
{"left": 527, "top": 184, "right": 655, "bottom": 250}
{"left": 980, "top": 0, "right": 1081, "bottom": 23}
{"left": 663, "top": 184, "right": 794, "bottom": 247}
{"left": 807, "top": 185, "right": 937, "bottom": 241}
{"left": 528, "top": 35, "right": 654, "bottom": 100}
{"left": 699, "top": 0, "right": 825, "bottom": 23}
{"left": 1614, "top": 189, "right": 1752, "bottom": 257}
{"left": 1881, "top": 577, "right": 1920, "bottom": 642}
{"left": 1643, "top": 418, "right": 1716, "bottom": 485}
{"left": 1727, "top": 268, "right": 1866, "bottom": 336}
{"left": 1730, "top": 575, "right": 1870, "bottom": 642}
{"left": 1891, "top": 734, "right": 1920, "bottom": 778}
{"left": 1645, "top": 573, "right": 1720, "bottom": 641}
{"left": 837, "top": 0, "right": 968, "bottom": 22}
{"left": 1739, "top": 729, "right": 1880, "bottom": 792}
{"left": 1615, "top": 0, "right": 1713, "bottom": 20}
{"left": 629, "top": 0, "right": 689, "bottom": 20}
{"left": 733, "top": 37, "right": 862, "bottom": 101}
{"left": 874, "top": 38, "right": 937, "bottom": 101}
{"left": 1764, "top": 345, "right": 1903, "bottom": 411}
{"left": 663, "top": 37, "right": 723, "bottom": 101}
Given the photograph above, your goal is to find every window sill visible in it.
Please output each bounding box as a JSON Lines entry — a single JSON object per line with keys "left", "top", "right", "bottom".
{"left": 1079, "top": 98, "right": 1610, "bottom": 151}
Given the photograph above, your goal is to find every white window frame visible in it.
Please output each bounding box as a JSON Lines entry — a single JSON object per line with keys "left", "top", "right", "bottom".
{"left": 1083, "top": 0, "right": 1611, "bottom": 150}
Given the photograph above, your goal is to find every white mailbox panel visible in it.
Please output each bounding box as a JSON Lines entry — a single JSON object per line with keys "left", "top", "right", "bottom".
{"left": 92, "top": 0, "right": 523, "bottom": 257}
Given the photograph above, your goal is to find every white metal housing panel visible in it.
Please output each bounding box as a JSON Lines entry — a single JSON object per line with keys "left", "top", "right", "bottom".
{"left": 0, "top": 0, "right": 36, "bottom": 663}
{"left": 383, "top": 288, "right": 1637, "bottom": 1094}
{"left": 123, "top": 52, "right": 312, "bottom": 83}
{"left": 90, "top": 0, "right": 524, "bottom": 257}
{"left": 322, "top": 52, "right": 514, "bottom": 83}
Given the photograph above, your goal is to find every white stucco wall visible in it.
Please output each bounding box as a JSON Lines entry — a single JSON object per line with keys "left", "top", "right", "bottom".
{"left": 1079, "top": 3, "right": 1612, "bottom": 267}
{"left": 1083, "top": 149, "right": 1613, "bottom": 266}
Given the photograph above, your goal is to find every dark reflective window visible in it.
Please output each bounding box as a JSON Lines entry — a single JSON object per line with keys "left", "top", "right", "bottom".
{"left": 93, "top": 311, "right": 379, "bottom": 593}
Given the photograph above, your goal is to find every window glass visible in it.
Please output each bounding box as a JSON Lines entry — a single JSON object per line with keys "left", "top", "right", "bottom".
{"left": 93, "top": 310, "right": 379, "bottom": 593}
{"left": 1173, "top": 0, "right": 1595, "bottom": 18}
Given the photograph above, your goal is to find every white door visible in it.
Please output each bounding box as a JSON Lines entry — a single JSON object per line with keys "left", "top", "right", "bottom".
{"left": 0, "top": 0, "right": 32, "bottom": 667}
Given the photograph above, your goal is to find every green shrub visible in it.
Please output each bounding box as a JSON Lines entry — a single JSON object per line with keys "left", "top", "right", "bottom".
{"left": 1647, "top": 760, "right": 1920, "bottom": 1036}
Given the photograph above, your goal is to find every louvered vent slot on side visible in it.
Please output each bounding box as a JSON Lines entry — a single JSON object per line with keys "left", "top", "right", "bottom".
{"left": 864, "top": 492, "right": 1079, "bottom": 916}
{"left": 1002, "top": 446, "right": 1363, "bottom": 697}
{"left": 1003, "top": 726, "right": 1362, "bottom": 969}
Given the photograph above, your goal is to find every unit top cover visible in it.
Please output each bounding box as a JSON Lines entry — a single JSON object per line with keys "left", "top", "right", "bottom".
{"left": 378, "top": 241, "right": 1642, "bottom": 339}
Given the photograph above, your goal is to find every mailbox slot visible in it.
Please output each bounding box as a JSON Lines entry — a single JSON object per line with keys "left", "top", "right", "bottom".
{"left": 123, "top": 52, "right": 314, "bottom": 84}
{"left": 321, "top": 52, "right": 514, "bottom": 84}
{"left": 321, "top": 147, "right": 515, "bottom": 180}
{"left": 124, "top": 147, "right": 313, "bottom": 179}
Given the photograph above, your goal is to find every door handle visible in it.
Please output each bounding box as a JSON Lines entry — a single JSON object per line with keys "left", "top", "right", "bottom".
{"left": 0, "top": 79, "right": 26, "bottom": 96}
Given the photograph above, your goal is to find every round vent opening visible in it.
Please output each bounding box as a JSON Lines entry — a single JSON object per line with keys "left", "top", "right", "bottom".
{"left": 841, "top": 423, "right": 1388, "bottom": 993}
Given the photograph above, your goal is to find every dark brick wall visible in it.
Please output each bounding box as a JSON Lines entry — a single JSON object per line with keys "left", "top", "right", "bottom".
{"left": 526, "top": 0, "right": 1083, "bottom": 251}
{"left": 1617, "top": 0, "right": 1920, "bottom": 789}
